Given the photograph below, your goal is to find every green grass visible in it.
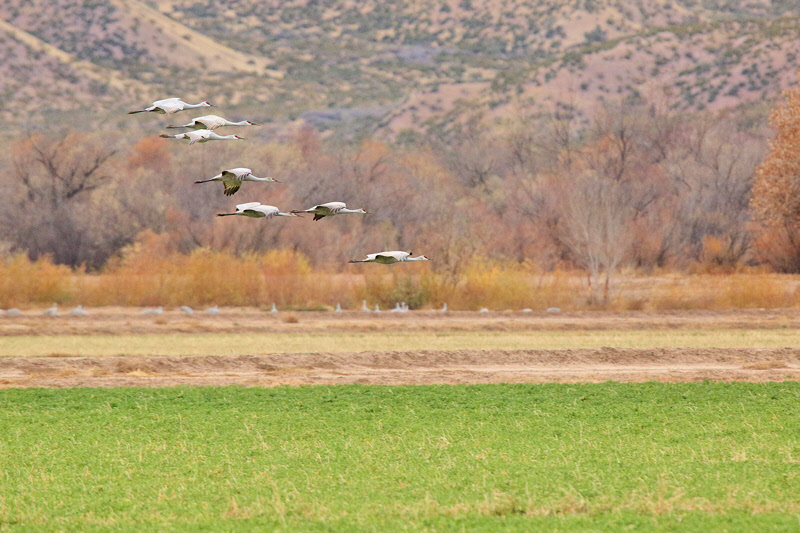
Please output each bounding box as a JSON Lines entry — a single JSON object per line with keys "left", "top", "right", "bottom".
{"left": 1, "top": 383, "right": 800, "bottom": 531}
{"left": 3, "top": 329, "right": 800, "bottom": 357}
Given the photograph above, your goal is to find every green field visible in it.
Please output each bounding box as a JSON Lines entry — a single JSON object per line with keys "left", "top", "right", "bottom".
{"left": 4, "top": 329, "right": 800, "bottom": 357}
{"left": 2, "top": 383, "right": 799, "bottom": 531}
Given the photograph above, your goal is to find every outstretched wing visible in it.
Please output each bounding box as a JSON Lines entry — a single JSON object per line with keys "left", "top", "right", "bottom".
{"left": 235, "top": 202, "right": 261, "bottom": 212}
{"left": 223, "top": 180, "right": 241, "bottom": 196}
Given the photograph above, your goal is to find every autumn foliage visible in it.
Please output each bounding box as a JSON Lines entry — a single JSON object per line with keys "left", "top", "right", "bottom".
{"left": 751, "top": 76, "right": 800, "bottom": 272}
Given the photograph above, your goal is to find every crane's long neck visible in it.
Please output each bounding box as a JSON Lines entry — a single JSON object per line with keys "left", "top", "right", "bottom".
{"left": 184, "top": 102, "right": 209, "bottom": 109}
{"left": 247, "top": 176, "right": 277, "bottom": 182}
{"left": 406, "top": 255, "right": 427, "bottom": 261}
{"left": 340, "top": 208, "right": 364, "bottom": 214}
{"left": 276, "top": 211, "right": 300, "bottom": 217}
{"left": 211, "top": 134, "right": 238, "bottom": 140}
{"left": 231, "top": 120, "right": 250, "bottom": 126}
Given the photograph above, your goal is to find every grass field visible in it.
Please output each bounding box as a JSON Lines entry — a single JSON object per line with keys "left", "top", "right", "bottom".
{"left": 1, "top": 383, "right": 799, "bottom": 531}
{"left": 4, "top": 329, "right": 800, "bottom": 357}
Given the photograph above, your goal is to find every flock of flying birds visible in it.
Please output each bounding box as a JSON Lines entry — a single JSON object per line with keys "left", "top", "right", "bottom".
{"left": 129, "top": 97, "right": 430, "bottom": 265}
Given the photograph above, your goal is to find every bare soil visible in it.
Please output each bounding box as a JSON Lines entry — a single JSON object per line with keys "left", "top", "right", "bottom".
{"left": 2, "top": 309, "right": 799, "bottom": 388}
{"left": 4, "top": 307, "right": 800, "bottom": 336}
{"left": 1, "top": 347, "right": 798, "bottom": 389}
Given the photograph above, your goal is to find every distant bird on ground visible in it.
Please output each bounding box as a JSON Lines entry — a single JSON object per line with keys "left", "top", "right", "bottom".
{"left": 547, "top": 307, "right": 561, "bottom": 313}
{"left": 217, "top": 202, "right": 299, "bottom": 219}
{"left": 69, "top": 305, "right": 88, "bottom": 316}
{"left": 43, "top": 303, "right": 58, "bottom": 317}
{"left": 441, "top": 303, "right": 447, "bottom": 313}
{"left": 129, "top": 98, "right": 212, "bottom": 115}
{"left": 291, "top": 202, "right": 367, "bottom": 221}
{"left": 206, "top": 305, "right": 220, "bottom": 315}
{"left": 166, "top": 114, "right": 258, "bottom": 130}
{"left": 0, "top": 309, "right": 3, "bottom": 316}
{"left": 362, "top": 300, "right": 371, "bottom": 313}
{"left": 160, "top": 129, "right": 243, "bottom": 145}
{"left": 141, "top": 306, "right": 163, "bottom": 315}
{"left": 195, "top": 168, "right": 279, "bottom": 197}
{"left": 349, "top": 251, "right": 429, "bottom": 264}
{"left": 521, "top": 308, "right": 533, "bottom": 313}
{"left": 6, "top": 308, "right": 22, "bottom": 317}
{"left": 479, "top": 308, "right": 489, "bottom": 313}
{"left": 335, "top": 303, "right": 342, "bottom": 313}
{"left": 271, "top": 303, "right": 278, "bottom": 313}
{"left": 181, "top": 306, "right": 194, "bottom": 315}
{"left": 374, "top": 304, "right": 381, "bottom": 313}
{"left": 391, "top": 302, "right": 409, "bottom": 313}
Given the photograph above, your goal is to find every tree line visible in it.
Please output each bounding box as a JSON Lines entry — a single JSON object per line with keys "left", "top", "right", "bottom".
{"left": 2, "top": 86, "right": 799, "bottom": 303}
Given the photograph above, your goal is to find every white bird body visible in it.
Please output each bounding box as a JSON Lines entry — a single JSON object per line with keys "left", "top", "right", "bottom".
{"left": 6, "top": 308, "right": 22, "bottom": 317}
{"left": 271, "top": 303, "right": 278, "bottom": 313}
{"left": 362, "top": 300, "right": 371, "bottom": 313}
{"left": 181, "top": 306, "right": 194, "bottom": 315}
{"left": 292, "top": 201, "right": 367, "bottom": 221}
{"left": 349, "top": 251, "right": 429, "bottom": 264}
{"left": 335, "top": 303, "right": 342, "bottom": 313}
{"left": 206, "top": 305, "right": 220, "bottom": 315}
{"left": 142, "top": 306, "right": 163, "bottom": 315}
{"left": 43, "top": 303, "right": 58, "bottom": 317}
{"left": 441, "top": 303, "right": 447, "bottom": 313}
{"left": 166, "top": 115, "right": 257, "bottom": 130}
{"left": 160, "top": 129, "right": 243, "bottom": 145}
{"left": 217, "top": 202, "right": 300, "bottom": 219}
{"left": 196, "top": 168, "right": 279, "bottom": 196}
{"left": 129, "top": 98, "right": 212, "bottom": 115}
{"left": 69, "top": 305, "right": 88, "bottom": 316}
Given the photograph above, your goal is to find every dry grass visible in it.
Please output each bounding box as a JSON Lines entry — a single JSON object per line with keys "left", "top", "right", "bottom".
{"left": 2, "top": 329, "right": 800, "bottom": 358}
{"left": 3, "top": 252, "right": 800, "bottom": 312}
{"left": 742, "top": 360, "right": 789, "bottom": 370}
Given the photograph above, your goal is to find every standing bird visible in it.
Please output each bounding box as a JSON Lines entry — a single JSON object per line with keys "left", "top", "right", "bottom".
{"left": 217, "top": 202, "right": 300, "bottom": 219}
{"left": 349, "top": 251, "right": 429, "bottom": 264}
{"left": 195, "top": 168, "right": 279, "bottom": 196}
{"left": 166, "top": 115, "right": 258, "bottom": 130}
{"left": 43, "top": 303, "right": 58, "bottom": 317}
{"left": 69, "top": 305, "right": 89, "bottom": 316}
{"left": 160, "top": 129, "right": 243, "bottom": 145}
{"left": 128, "top": 98, "right": 212, "bottom": 115}
{"left": 291, "top": 202, "right": 367, "bottom": 221}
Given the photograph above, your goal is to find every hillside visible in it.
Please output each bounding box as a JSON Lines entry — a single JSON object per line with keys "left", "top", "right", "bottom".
{"left": 0, "top": 0, "right": 799, "bottom": 135}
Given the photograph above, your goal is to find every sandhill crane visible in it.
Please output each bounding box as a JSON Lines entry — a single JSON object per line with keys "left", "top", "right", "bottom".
{"left": 217, "top": 202, "right": 300, "bottom": 219}
{"left": 129, "top": 98, "right": 212, "bottom": 115}
{"left": 206, "top": 305, "right": 220, "bottom": 315}
{"left": 6, "top": 308, "right": 21, "bottom": 317}
{"left": 160, "top": 129, "right": 243, "bottom": 145}
{"left": 69, "top": 305, "right": 88, "bottom": 316}
{"left": 166, "top": 115, "right": 258, "bottom": 130}
{"left": 195, "top": 168, "right": 279, "bottom": 197}
{"left": 349, "top": 251, "right": 429, "bottom": 264}
{"left": 181, "top": 306, "right": 194, "bottom": 315}
{"left": 43, "top": 303, "right": 58, "bottom": 317}
{"left": 291, "top": 202, "right": 367, "bottom": 221}
{"left": 141, "top": 306, "right": 163, "bottom": 315}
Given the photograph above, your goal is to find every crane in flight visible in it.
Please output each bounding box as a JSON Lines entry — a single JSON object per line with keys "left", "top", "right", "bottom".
{"left": 166, "top": 115, "right": 258, "bottom": 130}
{"left": 195, "top": 168, "right": 279, "bottom": 196}
{"left": 349, "top": 251, "right": 429, "bottom": 264}
{"left": 217, "top": 202, "right": 300, "bottom": 219}
{"left": 160, "top": 129, "right": 243, "bottom": 145}
{"left": 129, "top": 98, "right": 212, "bottom": 115}
{"left": 291, "top": 201, "right": 367, "bottom": 220}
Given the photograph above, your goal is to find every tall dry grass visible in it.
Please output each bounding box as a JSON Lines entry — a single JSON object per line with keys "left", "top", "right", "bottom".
{"left": 2, "top": 249, "right": 799, "bottom": 310}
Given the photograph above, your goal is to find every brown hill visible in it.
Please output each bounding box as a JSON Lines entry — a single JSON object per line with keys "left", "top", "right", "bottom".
{"left": 1, "top": 0, "right": 799, "bottom": 134}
